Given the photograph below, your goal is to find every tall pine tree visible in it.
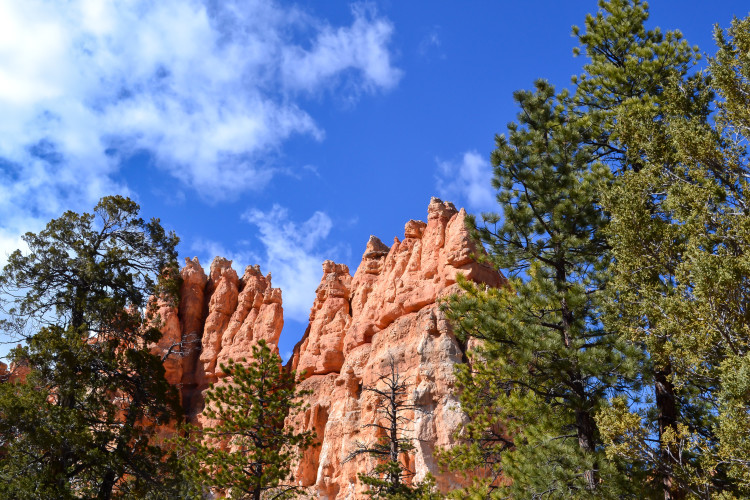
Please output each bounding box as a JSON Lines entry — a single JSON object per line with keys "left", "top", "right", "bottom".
{"left": 176, "top": 339, "right": 314, "bottom": 500}
{"left": 573, "top": 1, "right": 709, "bottom": 497}
{"left": 597, "top": 12, "right": 750, "bottom": 498}
{"left": 441, "top": 80, "right": 640, "bottom": 498}
{"left": 442, "top": 1, "right": 712, "bottom": 497}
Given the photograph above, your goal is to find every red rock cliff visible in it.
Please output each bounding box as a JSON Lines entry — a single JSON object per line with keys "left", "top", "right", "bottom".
{"left": 162, "top": 197, "right": 504, "bottom": 497}
{"left": 155, "top": 256, "right": 284, "bottom": 423}
{"left": 285, "top": 198, "right": 503, "bottom": 498}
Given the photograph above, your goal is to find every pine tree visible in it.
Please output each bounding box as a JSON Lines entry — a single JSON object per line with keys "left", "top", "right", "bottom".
{"left": 176, "top": 339, "right": 314, "bottom": 500}
{"left": 440, "top": 80, "right": 641, "bottom": 498}
{"left": 0, "top": 195, "right": 184, "bottom": 498}
{"left": 572, "top": 0, "right": 701, "bottom": 174}
{"left": 344, "top": 357, "right": 440, "bottom": 499}
{"left": 709, "top": 16, "right": 750, "bottom": 493}
{"left": 439, "top": 2, "right": 717, "bottom": 496}
{"left": 569, "top": 2, "right": 717, "bottom": 498}
{"left": 596, "top": 13, "right": 750, "bottom": 498}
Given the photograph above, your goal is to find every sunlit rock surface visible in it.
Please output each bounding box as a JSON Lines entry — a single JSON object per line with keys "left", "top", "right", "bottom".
{"left": 161, "top": 198, "right": 504, "bottom": 497}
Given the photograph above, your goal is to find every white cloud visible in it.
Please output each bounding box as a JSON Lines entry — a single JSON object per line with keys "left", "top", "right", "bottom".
{"left": 281, "top": 3, "right": 402, "bottom": 93}
{"left": 0, "top": 0, "right": 400, "bottom": 250}
{"left": 189, "top": 239, "right": 261, "bottom": 275}
{"left": 187, "top": 205, "right": 337, "bottom": 324}
{"left": 242, "top": 205, "right": 334, "bottom": 323}
{"left": 435, "top": 150, "right": 496, "bottom": 212}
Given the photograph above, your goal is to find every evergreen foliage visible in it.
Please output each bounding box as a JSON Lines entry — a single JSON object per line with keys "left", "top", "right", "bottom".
{"left": 439, "top": 79, "right": 641, "bottom": 498}
{"left": 571, "top": 1, "right": 714, "bottom": 497}
{"left": 596, "top": 11, "right": 750, "bottom": 498}
{"left": 572, "top": 0, "right": 702, "bottom": 174}
{"left": 176, "top": 339, "right": 314, "bottom": 500}
{"left": 0, "top": 195, "right": 184, "bottom": 498}
{"left": 442, "top": 1, "right": 750, "bottom": 498}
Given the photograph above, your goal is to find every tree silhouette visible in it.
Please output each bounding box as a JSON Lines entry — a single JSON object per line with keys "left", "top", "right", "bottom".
{"left": 345, "top": 356, "right": 438, "bottom": 499}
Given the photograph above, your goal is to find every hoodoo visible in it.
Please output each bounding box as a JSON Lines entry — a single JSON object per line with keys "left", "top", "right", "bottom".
{"left": 159, "top": 198, "right": 504, "bottom": 498}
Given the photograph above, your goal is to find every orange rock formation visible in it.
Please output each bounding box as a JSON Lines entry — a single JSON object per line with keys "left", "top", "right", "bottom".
{"left": 0, "top": 355, "right": 30, "bottom": 384}
{"left": 285, "top": 197, "right": 503, "bottom": 498}
{"left": 159, "top": 256, "right": 284, "bottom": 423}
{"left": 159, "top": 197, "right": 504, "bottom": 497}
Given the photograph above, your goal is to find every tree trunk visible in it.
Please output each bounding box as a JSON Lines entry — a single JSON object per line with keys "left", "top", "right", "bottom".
{"left": 574, "top": 397, "right": 598, "bottom": 490}
{"left": 97, "top": 385, "right": 142, "bottom": 499}
{"left": 559, "top": 274, "right": 599, "bottom": 491}
{"left": 655, "top": 363, "right": 685, "bottom": 500}
{"left": 390, "top": 383, "right": 401, "bottom": 490}
{"left": 97, "top": 470, "right": 116, "bottom": 500}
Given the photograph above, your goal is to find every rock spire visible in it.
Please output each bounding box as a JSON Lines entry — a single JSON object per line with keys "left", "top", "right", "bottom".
{"left": 157, "top": 197, "right": 504, "bottom": 497}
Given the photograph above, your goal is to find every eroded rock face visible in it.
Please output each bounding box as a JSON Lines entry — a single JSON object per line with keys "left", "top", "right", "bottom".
{"left": 148, "top": 297, "right": 183, "bottom": 388}
{"left": 164, "top": 257, "right": 284, "bottom": 422}
{"left": 292, "top": 261, "right": 352, "bottom": 379}
{"left": 216, "top": 265, "right": 283, "bottom": 371}
{"left": 177, "top": 257, "right": 209, "bottom": 417}
{"left": 0, "top": 357, "right": 30, "bottom": 384}
{"left": 285, "top": 197, "right": 504, "bottom": 498}
{"left": 161, "top": 197, "right": 503, "bottom": 496}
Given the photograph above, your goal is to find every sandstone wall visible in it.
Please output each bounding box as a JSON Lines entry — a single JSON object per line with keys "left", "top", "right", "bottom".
{"left": 159, "top": 197, "right": 504, "bottom": 497}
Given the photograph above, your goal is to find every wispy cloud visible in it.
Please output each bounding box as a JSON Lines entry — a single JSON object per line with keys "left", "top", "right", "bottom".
{"left": 188, "top": 205, "right": 339, "bottom": 324}
{"left": 281, "top": 3, "right": 401, "bottom": 94}
{"left": 0, "top": 0, "right": 401, "bottom": 264}
{"left": 242, "top": 205, "right": 335, "bottom": 323}
{"left": 418, "top": 25, "right": 443, "bottom": 58}
{"left": 435, "top": 150, "right": 496, "bottom": 212}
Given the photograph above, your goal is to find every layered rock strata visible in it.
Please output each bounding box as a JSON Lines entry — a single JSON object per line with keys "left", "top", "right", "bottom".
{"left": 155, "top": 197, "right": 503, "bottom": 497}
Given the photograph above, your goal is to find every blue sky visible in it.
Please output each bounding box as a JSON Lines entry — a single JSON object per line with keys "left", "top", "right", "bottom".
{"left": 1, "top": 0, "right": 748, "bottom": 361}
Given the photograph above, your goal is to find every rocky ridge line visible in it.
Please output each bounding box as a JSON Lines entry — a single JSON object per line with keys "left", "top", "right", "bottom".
{"left": 154, "top": 197, "right": 504, "bottom": 498}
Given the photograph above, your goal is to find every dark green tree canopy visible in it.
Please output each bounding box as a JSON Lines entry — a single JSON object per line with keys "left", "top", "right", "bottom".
{"left": 441, "top": 78, "right": 643, "bottom": 498}
{"left": 0, "top": 195, "right": 184, "bottom": 499}
{"left": 1, "top": 195, "right": 179, "bottom": 340}
{"left": 177, "top": 339, "right": 314, "bottom": 500}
